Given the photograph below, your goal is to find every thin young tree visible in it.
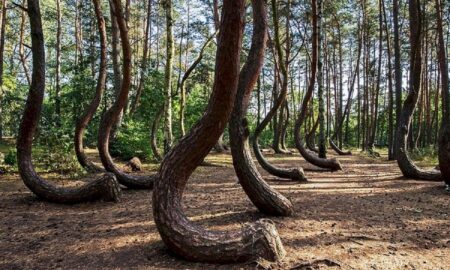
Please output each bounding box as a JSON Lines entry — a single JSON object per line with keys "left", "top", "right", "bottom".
{"left": 152, "top": 0, "right": 286, "bottom": 262}
{"left": 162, "top": 0, "right": 174, "bottom": 154}
{"left": 0, "top": 0, "right": 5, "bottom": 141}
{"left": 16, "top": 0, "right": 121, "bottom": 204}
{"left": 395, "top": 0, "right": 441, "bottom": 181}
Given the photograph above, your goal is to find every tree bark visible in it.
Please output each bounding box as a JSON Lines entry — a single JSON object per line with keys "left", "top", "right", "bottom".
{"left": 0, "top": 0, "right": 6, "bottom": 141}
{"left": 293, "top": 0, "right": 342, "bottom": 171}
{"left": 16, "top": 0, "right": 121, "bottom": 204}
{"left": 55, "top": 0, "right": 62, "bottom": 127}
{"left": 435, "top": 0, "right": 450, "bottom": 186}
{"left": 129, "top": 0, "right": 152, "bottom": 115}
{"left": 317, "top": 0, "right": 326, "bottom": 158}
{"left": 98, "top": 0, "right": 156, "bottom": 189}
{"left": 393, "top": 0, "right": 402, "bottom": 158}
{"left": 18, "top": 1, "right": 31, "bottom": 86}
{"left": 229, "top": 0, "right": 296, "bottom": 217}
{"left": 251, "top": 0, "right": 306, "bottom": 181}
{"left": 179, "top": 33, "right": 216, "bottom": 136}
{"left": 74, "top": 0, "right": 107, "bottom": 173}
{"left": 162, "top": 0, "right": 174, "bottom": 154}
{"left": 153, "top": 0, "right": 285, "bottom": 263}
{"left": 395, "top": 0, "right": 441, "bottom": 181}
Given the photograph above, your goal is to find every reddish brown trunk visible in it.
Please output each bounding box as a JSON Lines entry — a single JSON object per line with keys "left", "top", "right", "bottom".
{"left": 153, "top": 1, "right": 285, "bottom": 263}
{"left": 98, "top": 0, "right": 156, "bottom": 189}
{"left": 16, "top": 0, "right": 120, "bottom": 204}
{"left": 74, "top": 0, "right": 107, "bottom": 173}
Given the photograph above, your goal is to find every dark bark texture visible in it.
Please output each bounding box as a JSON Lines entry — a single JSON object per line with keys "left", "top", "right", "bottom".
{"left": 17, "top": 0, "right": 121, "bottom": 204}
{"left": 74, "top": 0, "right": 107, "bottom": 173}
{"left": 153, "top": 0, "right": 286, "bottom": 263}
{"left": 435, "top": 0, "right": 450, "bottom": 185}
{"left": 98, "top": 0, "right": 156, "bottom": 189}
{"left": 395, "top": 0, "right": 441, "bottom": 181}
{"left": 229, "top": 0, "right": 295, "bottom": 217}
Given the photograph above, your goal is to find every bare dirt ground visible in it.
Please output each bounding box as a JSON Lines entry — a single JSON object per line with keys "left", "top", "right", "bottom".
{"left": 0, "top": 150, "right": 449, "bottom": 270}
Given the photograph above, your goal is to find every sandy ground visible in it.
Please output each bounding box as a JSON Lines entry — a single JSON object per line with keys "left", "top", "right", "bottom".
{"left": 0, "top": 151, "right": 448, "bottom": 270}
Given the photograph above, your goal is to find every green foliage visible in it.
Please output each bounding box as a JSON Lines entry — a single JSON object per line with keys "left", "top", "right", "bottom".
{"left": 4, "top": 149, "right": 17, "bottom": 166}
{"left": 409, "top": 146, "right": 439, "bottom": 167}
{"left": 110, "top": 120, "right": 152, "bottom": 161}
{"left": 35, "top": 130, "right": 83, "bottom": 177}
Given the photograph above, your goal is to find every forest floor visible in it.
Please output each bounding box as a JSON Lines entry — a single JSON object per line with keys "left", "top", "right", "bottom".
{"left": 0, "top": 149, "right": 449, "bottom": 270}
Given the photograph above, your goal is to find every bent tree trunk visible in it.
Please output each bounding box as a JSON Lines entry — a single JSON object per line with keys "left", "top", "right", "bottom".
{"left": 251, "top": 0, "right": 306, "bottom": 181}
{"left": 229, "top": 0, "right": 295, "bottom": 217}
{"left": 74, "top": 0, "right": 107, "bottom": 173}
{"left": 396, "top": 0, "right": 440, "bottom": 181}
{"left": 435, "top": 0, "right": 450, "bottom": 186}
{"left": 98, "top": 0, "right": 155, "bottom": 189}
{"left": 294, "top": 0, "right": 342, "bottom": 171}
{"left": 153, "top": 1, "right": 285, "bottom": 263}
{"left": 17, "top": 0, "right": 120, "bottom": 204}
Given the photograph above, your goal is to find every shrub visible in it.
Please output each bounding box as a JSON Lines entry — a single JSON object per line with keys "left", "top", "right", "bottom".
{"left": 4, "top": 149, "right": 17, "bottom": 166}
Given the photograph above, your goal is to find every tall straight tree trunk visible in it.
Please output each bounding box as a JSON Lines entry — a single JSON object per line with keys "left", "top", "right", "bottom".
{"left": 55, "top": 0, "right": 62, "bottom": 127}
{"left": 382, "top": 0, "right": 395, "bottom": 160}
{"left": 317, "top": 0, "right": 326, "bottom": 158}
{"left": 0, "top": 0, "right": 6, "bottom": 141}
{"left": 16, "top": 0, "right": 120, "bottom": 204}
{"left": 435, "top": 0, "right": 450, "bottom": 186}
{"left": 18, "top": 1, "right": 31, "bottom": 86}
{"left": 109, "top": 0, "right": 124, "bottom": 140}
{"left": 153, "top": 1, "right": 285, "bottom": 262}
{"left": 368, "top": 0, "right": 383, "bottom": 151}
{"left": 129, "top": 0, "right": 152, "bottom": 115}
{"left": 395, "top": 0, "right": 441, "bottom": 181}
{"left": 162, "top": 0, "right": 174, "bottom": 154}
{"left": 393, "top": 0, "right": 402, "bottom": 158}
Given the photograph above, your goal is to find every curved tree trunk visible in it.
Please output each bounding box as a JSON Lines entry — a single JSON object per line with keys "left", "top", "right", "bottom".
{"left": 229, "top": 0, "right": 295, "bottom": 217}
{"left": 435, "top": 0, "right": 449, "bottom": 186}
{"left": 153, "top": 1, "right": 285, "bottom": 263}
{"left": 98, "top": 0, "right": 156, "bottom": 189}
{"left": 396, "top": 0, "right": 440, "bottom": 181}
{"left": 74, "top": 0, "right": 107, "bottom": 173}
{"left": 294, "top": 0, "right": 342, "bottom": 171}
{"left": 17, "top": 0, "right": 121, "bottom": 204}
{"left": 251, "top": 0, "right": 306, "bottom": 181}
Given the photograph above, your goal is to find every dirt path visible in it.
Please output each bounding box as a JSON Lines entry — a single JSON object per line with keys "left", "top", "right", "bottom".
{"left": 0, "top": 152, "right": 448, "bottom": 269}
